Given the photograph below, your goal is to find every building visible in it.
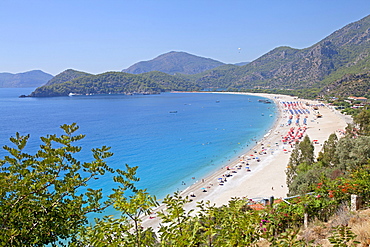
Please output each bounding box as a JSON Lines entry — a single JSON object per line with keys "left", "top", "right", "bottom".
{"left": 348, "top": 96, "right": 368, "bottom": 102}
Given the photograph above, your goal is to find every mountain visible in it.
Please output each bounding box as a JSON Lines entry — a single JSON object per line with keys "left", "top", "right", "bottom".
{"left": 188, "top": 14, "right": 370, "bottom": 91}
{"left": 0, "top": 70, "right": 53, "bottom": 88}
{"left": 122, "top": 51, "right": 225, "bottom": 75}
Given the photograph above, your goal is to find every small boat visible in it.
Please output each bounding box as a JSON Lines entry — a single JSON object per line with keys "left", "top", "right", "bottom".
{"left": 258, "top": 99, "right": 272, "bottom": 104}
{"left": 68, "top": 92, "right": 82, "bottom": 96}
{"left": 216, "top": 100, "right": 220, "bottom": 103}
{"left": 169, "top": 111, "right": 178, "bottom": 113}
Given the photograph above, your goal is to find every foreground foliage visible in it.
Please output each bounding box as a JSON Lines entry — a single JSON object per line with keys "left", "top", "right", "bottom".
{"left": 0, "top": 124, "right": 158, "bottom": 246}
{"left": 0, "top": 124, "right": 117, "bottom": 245}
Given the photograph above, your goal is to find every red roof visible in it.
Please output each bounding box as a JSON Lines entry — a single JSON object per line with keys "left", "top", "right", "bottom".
{"left": 247, "top": 199, "right": 283, "bottom": 210}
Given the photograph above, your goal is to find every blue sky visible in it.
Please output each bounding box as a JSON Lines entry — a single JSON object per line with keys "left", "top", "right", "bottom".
{"left": 1, "top": 0, "right": 370, "bottom": 75}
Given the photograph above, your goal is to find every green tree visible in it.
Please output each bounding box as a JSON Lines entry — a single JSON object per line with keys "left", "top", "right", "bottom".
{"left": 157, "top": 192, "right": 201, "bottom": 246}
{"left": 317, "top": 133, "right": 338, "bottom": 167}
{"left": 353, "top": 108, "right": 370, "bottom": 135}
{"left": 0, "top": 124, "right": 116, "bottom": 246}
{"left": 210, "top": 199, "right": 264, "bottom": 246}
{"left": 158, "top": 196, "right": 265, "bottom": 246}
{"left": 299, "top": 135, "right": 315, "bottom": 166}
{"left": 335, "top": 135, "right": 370, "bottom": 171}
{"left": 286, "top": 147, "right": 300, "bottom": 187}
{"left": 286, "top": 135, "right": 315, "bottom": 195}
{"left": 76, "top": 165, "right": 159, "bottom": 247}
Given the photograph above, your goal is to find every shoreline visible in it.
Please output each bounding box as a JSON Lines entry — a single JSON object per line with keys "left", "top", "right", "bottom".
{"left": 141, "top": 92, "right": 351, "bottom": 230}
{"left": 179, "top": 92, "right": 287, "bottom": 205}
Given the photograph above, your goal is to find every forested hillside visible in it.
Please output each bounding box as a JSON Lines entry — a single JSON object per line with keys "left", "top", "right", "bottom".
{"left": 29, "top": 70, "right": 199, "bottom": 97}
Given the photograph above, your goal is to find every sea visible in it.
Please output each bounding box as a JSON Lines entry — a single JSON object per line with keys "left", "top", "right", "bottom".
{"left": 0, "top": 88, "right": 277, "bottom": 209}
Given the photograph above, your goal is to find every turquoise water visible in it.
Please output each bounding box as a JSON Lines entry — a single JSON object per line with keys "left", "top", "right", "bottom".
{"left": 0, "top": 88, "right": 277, "bottom": 201}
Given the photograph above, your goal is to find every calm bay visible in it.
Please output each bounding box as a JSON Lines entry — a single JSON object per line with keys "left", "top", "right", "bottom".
{"left": 0, "top": 88, "right": 276, "bottom": 201}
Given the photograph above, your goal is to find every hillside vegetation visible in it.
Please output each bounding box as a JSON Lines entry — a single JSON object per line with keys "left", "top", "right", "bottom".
{"left": 323, "top": 72, "right": 370, "bottom": 98}
{"left": 30, "top": 71, "right": 199, "bottom": 97}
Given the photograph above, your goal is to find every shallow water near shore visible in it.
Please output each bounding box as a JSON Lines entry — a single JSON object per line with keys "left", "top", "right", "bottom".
{"left": 0, "top": 88, "right": 276, "bottom": 202}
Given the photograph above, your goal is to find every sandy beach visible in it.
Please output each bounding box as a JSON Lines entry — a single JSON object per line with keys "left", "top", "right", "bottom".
{"left": 141, "top": 93, "right": 351, "bottom": 230}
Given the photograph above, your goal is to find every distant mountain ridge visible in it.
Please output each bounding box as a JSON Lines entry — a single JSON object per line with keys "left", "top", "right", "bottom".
{"left": 28, "top": 14, "right": 370, "bottom": 98}
{"left": 0, "top": 70, "right": 53, "bottom": 88}
{"left": 122, "top": 51, "right": 225, "bottom": 75}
